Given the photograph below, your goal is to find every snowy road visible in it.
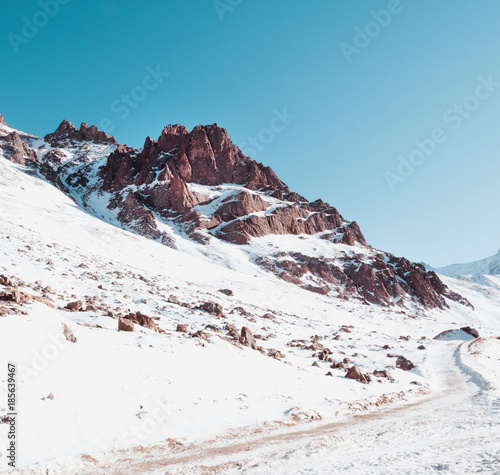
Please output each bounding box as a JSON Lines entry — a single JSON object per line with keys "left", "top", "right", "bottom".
{"left": 22, "top": 339, "right": 500, "bottom": 475}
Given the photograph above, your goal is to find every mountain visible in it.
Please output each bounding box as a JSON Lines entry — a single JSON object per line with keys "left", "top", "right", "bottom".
{"left": 0, "top": 114, "right": 470, "bottom": 311}
{"left": 2, "top": 113, "right": 500, "bottom": 473}
{"left": 435, "top": 250, "right": 500, "bottom": 277}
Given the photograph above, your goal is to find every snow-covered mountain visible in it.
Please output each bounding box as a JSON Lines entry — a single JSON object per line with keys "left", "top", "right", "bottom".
{"left": 1, "top": 113, "right": 499, "bottom": 474}
{"left": 0, "top": 114, "right": 469, "bottom": 311}
{"left": 435, "top": 249, "right": 500, "bottom": 277}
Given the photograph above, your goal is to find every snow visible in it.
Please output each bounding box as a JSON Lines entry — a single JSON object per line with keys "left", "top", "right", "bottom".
{"left": 0, "top": 151, "right": 499, "bottom": 473}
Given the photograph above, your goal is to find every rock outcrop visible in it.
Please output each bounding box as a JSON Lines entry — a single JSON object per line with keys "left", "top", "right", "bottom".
{"left": 0, "top": 131, "right": 38, "bottom": 166}
{"left": 0, "top": 117, "right": 472, "bottom": 311}
{"left": 45, "top": 120, "right": 117, "bottom": 146}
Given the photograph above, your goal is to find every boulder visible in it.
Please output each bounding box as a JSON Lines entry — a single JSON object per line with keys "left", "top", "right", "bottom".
{"left": 198, "top": 301, "right": 223, "bottom": 317}
{"left": 240, "top": 326, "right": 258, "bottom": 350}
{"left": 176, "top": 323, "right": 188, "bottom": 333}
{"left": 218, "top": 289, "right": 234, "bottom": 296}
{"left": 66, "top": 301, "right": 82, "bottom": 311}
{"left": 62, "top": 323, "right": 77, "bottom": 343}
{"left": 345, "top": 365, "right": 369, "bottom": 383}
{"left": 118, "top": 318, "right": 134, "bottom": 332}
{"left": 396, "top": 356, "right": 415, "bottom": 371}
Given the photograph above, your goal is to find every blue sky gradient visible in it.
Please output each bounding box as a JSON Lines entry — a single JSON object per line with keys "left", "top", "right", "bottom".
{"left": 1, "top": 0, "right": 499, "bottom": 266}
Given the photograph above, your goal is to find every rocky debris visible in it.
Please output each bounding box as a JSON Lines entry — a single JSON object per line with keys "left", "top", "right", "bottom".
{"left": 0, "top": 289, "right": 23, "bottom": 304}
{"left": 312, "top": 361, "right": 320, "bottom": 367}
{"left": 345, "top": 365, "right": 370, "bottom": 383}
{"left": 418, "top": 345, "right": 426, "bottom": 350}
{"left": 197, "top": 301, "right": 223, "bottom": 317}
{"left": 123, "top": 311, "right": 158, "bottom": 331}
{"left": 42, "top": 393, "right": 55, "bottom": 401}
{"left": 0, "top": 131, "right": 38, "bottom": 166}
{"left": 240, "top": 326, "right": 258, "bottom": 350}
{"left": 396, "top": 356, "right": 415, "bottom": 371}
{"left": 176, "top": 323, "right": 189, "bottom": 333}
{"left": 66, "top": 301, "right": 83, "bottom": 311}
{"left": 0, "top": 113, "right": 6, "bottom": 126}
{"left": 62, "top": 323, "right": 77, "bottom": 343}
{"left": 399, "top": 335, "right": 411, "bottom": 340}
{"left": 167, "top": 295, "right": 180, "bottom": 305}
{"left": 373, "top": 369, "right": 393, "bottom": 381}
{"left": 118, "top": 318, "right": 134, "bottom": 332}
{"left": 256, "top": 251, "right": 470, "bottom": 309}
{"left": 262, "top": 313, "right": 275, "bottom": 320}
{"left": 0, "top": 275, "right": 13, "bottom": 287}
{"left": 267, "top": 348, "right": 285, "bottom": 360}
{"left": 460, "top": 326, "right": 479, "bottom": 338}
{"left": 44, "top": 120, "right": 117, "bottom": 146}
{"left": 226, "top": 324, "right": 240, "bottom": 340}
{"left": 218, "top": 288, "right": 234, "bottom": 296}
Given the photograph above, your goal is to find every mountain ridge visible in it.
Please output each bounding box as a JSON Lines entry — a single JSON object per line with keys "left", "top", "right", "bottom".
{"left": 0, "top": 114, "right": 471, "bottom": 310}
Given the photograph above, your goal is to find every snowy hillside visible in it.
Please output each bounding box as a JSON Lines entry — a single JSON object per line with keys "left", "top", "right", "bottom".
{"left": 1, "top": 116, "right": 499, "bottom": 474}
{"left": 435, "top": 250, "right": 500, "bottom": 277}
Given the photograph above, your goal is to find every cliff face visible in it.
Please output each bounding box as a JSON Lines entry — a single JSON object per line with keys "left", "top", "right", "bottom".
{"left": 0, "top": 115, "right": 471, "bottom": 310}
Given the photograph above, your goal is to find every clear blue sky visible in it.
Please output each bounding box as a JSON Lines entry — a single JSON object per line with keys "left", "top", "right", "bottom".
{"left": 1, "top": 0, "right": 499, "bottom": 267}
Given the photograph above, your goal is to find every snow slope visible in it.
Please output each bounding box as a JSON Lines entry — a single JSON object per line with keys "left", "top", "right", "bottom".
{"left": 0, "top": 157, "right": 499, "bottom": 473}
{"left": 435, "top": 249, "right": 500, "bottom": 277}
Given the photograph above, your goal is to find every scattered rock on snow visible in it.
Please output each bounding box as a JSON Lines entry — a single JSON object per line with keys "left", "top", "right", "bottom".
{"left": 218, "top": 288, "right": 234, "bottom": 296}
{"left": 176, "top": 323, "right": 189, "bottom": 333}
{"left": 345, "top": 365, "right": 369, "bottom": 383}
{"left": 240, "top": 326, "right": 258, "bottom": 350}
{"left": 198, "top": 301, "right": 223, "bottom": 317}
{"left": 118, "top": 318, "right": 134, "bottom": 332}
{"left": 168, "top": 295, "right": 180, "bottom": 305}
{"left": 62, "top": 323, "right": 77, "bottom": 343}
{"left": 396, "top": 356, "right": 415, "bottom": 371}
{"left": 66, "top": 301, "right": 82, "bottom": 311}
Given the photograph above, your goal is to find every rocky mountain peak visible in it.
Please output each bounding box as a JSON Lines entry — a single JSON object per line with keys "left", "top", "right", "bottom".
{"left": 0, "top": 113, "right": 7, "bottom": 126}
{"left": 45, "top": 120, "right": 118, "bottom": 146}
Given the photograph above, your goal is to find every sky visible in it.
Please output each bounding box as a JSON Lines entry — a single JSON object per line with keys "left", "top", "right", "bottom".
{"left": 1, "top": 0, "right": 499, "bottom": 267}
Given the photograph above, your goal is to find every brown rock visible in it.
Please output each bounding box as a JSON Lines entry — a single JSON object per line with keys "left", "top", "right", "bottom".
{"left": 118, "top": 318, "right": 134, "bottom": 332}
{"left": 176, "top": 323, "right": 188, "bottom": 333}
{"left": 62, "top": 323, "right": 77, "bottom": 343}
{"left": 345, "top": 365, "right": 368, "bottom": 383}
{"left": 240, "top": 326, "right": 258, "bottom": 350}
{"left": 66, "top": 301, "right": 82, "bottom": 311}
{"left": 218, "top": 289, "right": 234, "bottom": 296}
{"left": 396, "top": 356, "right": 415, "bottom": 371}
{"left": 198, "top": 301, "right": 223, "bottom": 317}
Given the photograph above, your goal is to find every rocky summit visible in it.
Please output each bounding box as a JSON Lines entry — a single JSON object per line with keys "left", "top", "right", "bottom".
{"left": 0, "top": 114, "right": 470, "bottom": 310}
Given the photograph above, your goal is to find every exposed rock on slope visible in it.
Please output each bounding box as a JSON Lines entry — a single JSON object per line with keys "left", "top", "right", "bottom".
{"left": 0, "top": 115, "right": 471, "bottom": 310}
{"left": 45, "top": 120, "right": 118, "bottom": 146}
